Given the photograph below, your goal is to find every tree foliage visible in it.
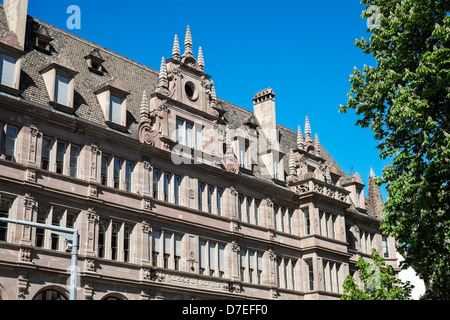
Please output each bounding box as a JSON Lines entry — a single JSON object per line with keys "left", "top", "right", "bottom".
{"left": 339, "top": 0, "right": 450, "bottom": 298}
{"left": 341, "top": 249, "right": 413, "bottom": 300}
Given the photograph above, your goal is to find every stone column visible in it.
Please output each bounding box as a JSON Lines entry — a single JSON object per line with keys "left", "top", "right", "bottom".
{"left": 268, "top": 249, "right": 277, "bottom": 286}
{"left": 140, "top": 221, "right": 152, "bottom": 265}
{"left": 27, "top": 124, "right": 39, "bottom": 166}
{"left": 85, "top": 208, "right": 98, "bottom": 256}
{"left": 20, "top": 192, "right": 35, "bottom": 244}
{"left": 230, "top": 240, "right": 240, "bottom": 281}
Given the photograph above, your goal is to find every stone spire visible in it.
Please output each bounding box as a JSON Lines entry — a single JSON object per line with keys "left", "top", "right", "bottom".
{"left": 314, "top": 133, "right": 321, "bottom": 156}
{"left": 289, "top": 149, "right": 296, "bottom": 175}
{"left": 297, "top": 125, "right": 304, "bottom": 149}
{"left": 198, "top": 46, "right": 204, "bottom": 71}
{"left": 157, "top": 57, "right": 168, "bottom": 89}
{"left": 139, "top": 90, "right": 149, "bottom": 122}
{"left": 183, "top": 25, "right": 193, "bottom": 58}
{"left": 305, "top": 115, "right": 311, "bottom": 138}
{"left": 210, "top": 80, "right": 217, "bottom": 101}
{"left": 172, "top": 34, "right": 180, "bottom": 60}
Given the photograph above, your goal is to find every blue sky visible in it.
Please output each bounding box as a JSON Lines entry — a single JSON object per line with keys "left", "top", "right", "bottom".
{"left": 22, "top": 0, "right": 387, "bottom": 200}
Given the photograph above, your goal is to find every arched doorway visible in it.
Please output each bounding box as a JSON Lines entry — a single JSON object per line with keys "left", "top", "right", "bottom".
{"left": 33, "top": 289, "right": 68, "bottom": 300}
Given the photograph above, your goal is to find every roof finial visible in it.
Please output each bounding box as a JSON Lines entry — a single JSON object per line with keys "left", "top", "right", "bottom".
{"left": 210, "top": 80, "right": 217, "bottom": 101}
{"left": 172, "top": 34, "right": 180, "bottom": 60}
{"left": 140, "top": 90, "right": 149, "bottom": 122}
{"left": 157, "top": 57, "right": 168, "bottom": 89}
{"left": 315, "top": 133, "right": 321, "bottom": 156}
{"left": 289, "top": 149, "right": 296, "bottom": 175}
{"left": 198, "top": 46, "right": 204, "bottom": 70}
{"left": 305, "top": 115, "right": 311, "bottom": 138}
{"left": 183, "top": 25, "right": 193, "bottom": 58}
{"left": 369, "top": 167, "right": 376, "bottom": 177}
{"left": 297, "top": 125, "right": 304, "bottom": 149}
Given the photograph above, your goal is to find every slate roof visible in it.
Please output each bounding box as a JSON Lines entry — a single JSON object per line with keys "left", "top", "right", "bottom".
{"left": 0, "top": 4, "right": 371, "bottom": 207}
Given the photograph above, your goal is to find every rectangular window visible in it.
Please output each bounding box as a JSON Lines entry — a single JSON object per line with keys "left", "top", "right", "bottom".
{"left": 307, "top": 260, "right": 314, "bottom": 291}
{"left": 288, "top": 210, "right": 294, "bottom": 234}
{"left": 0, "top": 54, "right": 16, "bottom": 87}
{"left": 176, "top": 118, "right": 183, "bottom": 144}
{"left": 163, "top": 232, "right": 171, "bottom": 268}
{"left": 207, "top": 185, "right": 214, "bottom": 213}
{"left": 382, "top": 236, "right": 389, "bottom": 258}
{"left": 216, "top": 187, "right": 223, "bottom": 216}
{"left": 113, "top": 157, "right": 122, "bottom": 189}
{"left": 173, "top": 175, "right": 181, "bottom": 205}
{"left": 41, "top": 136, "right": 52, "bottom": 171}
{"left": 249, "top": 250, "right": 255, "bottom": 283}
{"left": 186, "top": 122, "right": 193, "bottom": 148}
{"left": 56, "top": 141, "right": 67, "bottom": 174}
{"left": 69, "top": 144, "right": 80, "bottom": 178}
{"left": 273, "top": 157, "right": 280, "bottom": 179}
{"left": 51, "top": 208, "right": 63, "bottom": 250}
{"left": 110, "top": 95, "right": 122, "bottom": 124}
{"left": 194, "top": 125, "right": 202, "bottom": 151}
{"left": 125, "top": 161, "right": 134, "bottom": 192}
{"left": 124, "top": 225, "right": 132, "bottom": 262}
{"left": 209, "top": 242, "right": 216, "bottom": 276}
{"left": 55, "top": 74, "right": 70, "bottom": 106}
{"left": 174, "top": 234, "right": 182, "bottom": 270}
{"left": 111, "top": 222, "right": 120, "bottom": 260}
{"left": 198, "top": 182, "right": 205, "bottom": 211}
{"left": 36, "top": 206, "right": 47, "bottom": 247}
{"left": 101, "top": 153, "right": 110, "bottom": 186}
{"left": 254, "top": 199, "right": 260, "bottom": 226}
{"left": 4, "top": 125, "right": 18, "bottom": 162}
{"left": 152, "top": 230, "right": 161, "bottom": 266}
{"left": 240, "top": 250, "right": 246, "bottom": 282}
{"left": 199, "top": 240, "right": 206, "bottom": 275}
{"left": 303, "top": 209, "right": 310, "bottom": 236}
{"left": 238, "top": 194, "right": 244, "bottom": 221}
{"left": 218, "top": 244, "right": 225, "bottom": 278}
{"left": 163, "top": 172, "right": 171, "bottom": 202}
{"left": 0, "top": 198, "right": 12, "bottom": 241}
{"left": 239, "top": 142, "right": 247, "bottom": 169}
{"left": 257, "top": 252, "right": 263, "bottom": 285}
{"left": 153, "top": 169, "right": 160, "bottom": 200}
{"left": 98, "top": 219, "right": 107, "bottom": 258}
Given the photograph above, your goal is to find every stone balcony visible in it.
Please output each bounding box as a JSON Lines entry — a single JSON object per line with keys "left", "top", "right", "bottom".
{"left": 291, "top": 177, "right": 351, "bottom": 208}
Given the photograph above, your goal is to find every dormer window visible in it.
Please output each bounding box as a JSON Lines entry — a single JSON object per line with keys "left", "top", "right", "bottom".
{"left": 84, "top": 48, "right": 105, "bottom": 75}
{"left": 94, "top": 76, "right": 129, "bottom": 130}
{"left": 40, "top": 54, "right": 78, "bottom": 112}
{"left": 33, "top": 25, "right": 53, "bottom": 55}
{"left": 55, "top": 73, "right": 70, "bottom": 106}
{"left": 0, "top": 31, "right": 24, "bottom": 95}
{"left": 0, "top": 54, "right": 16, "bottom": 87}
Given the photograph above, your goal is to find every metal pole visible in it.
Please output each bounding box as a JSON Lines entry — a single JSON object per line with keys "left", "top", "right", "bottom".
{"left": 0, "top": 217, "right": 79, "bottom": 300}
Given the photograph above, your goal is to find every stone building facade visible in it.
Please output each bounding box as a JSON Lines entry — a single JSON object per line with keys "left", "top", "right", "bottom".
{"left": 0, "top": 0, "right": 397, "bottom": 300}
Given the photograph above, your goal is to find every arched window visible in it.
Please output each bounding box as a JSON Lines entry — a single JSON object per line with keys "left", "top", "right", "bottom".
{"left": 33, "top": 289, "right": 67, "bottom": 300}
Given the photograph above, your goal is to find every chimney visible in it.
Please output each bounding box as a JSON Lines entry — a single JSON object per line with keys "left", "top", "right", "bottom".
{"left": 3, "top": 0, "right": 29, "bottom": 48}
{"left": 252, "top": 88, "right": 277, "bottom": 146}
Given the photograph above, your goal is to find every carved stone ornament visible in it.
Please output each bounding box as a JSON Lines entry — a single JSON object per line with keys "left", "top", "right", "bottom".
{"left": 84, "top": 284, "right": 94, "bottom": 300}
{"left": 139, "top": 122, "right": 159, "bottom": 146}
{"left": 227, "top": 282, "right": 242, "bottom": 294}
{"left": 85, "top": 259, "right": 96, "bottom": 272}
{"left": 26, "top": 167, "right": 37, "bottom": 183}
{"left": 20, "top": 247, "right": 32, "bottom": 263}
{"left": 17, "top": 274, "right": 29, "bottom": 300}
{"left": 271, "top": 288, "right": 279, "bottom": 299}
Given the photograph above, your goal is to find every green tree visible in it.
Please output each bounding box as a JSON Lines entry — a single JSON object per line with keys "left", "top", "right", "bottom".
{"left": 339, "top": 0, "right": 450, "bottom": 298}
{"left": 341, "top": 249, "right": 413, "bottom": 300}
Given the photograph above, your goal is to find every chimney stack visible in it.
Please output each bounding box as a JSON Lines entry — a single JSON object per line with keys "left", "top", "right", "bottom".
{"left": 252, "top": 88, "right": 277, "bottom": 145}
{"left": 3, "top": 0, "right": 29, "bottom": 48}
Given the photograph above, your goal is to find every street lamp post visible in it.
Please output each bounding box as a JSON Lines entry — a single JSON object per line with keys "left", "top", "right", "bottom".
{"left": 0, "top": 217, "right": 79, "bottom": 300}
